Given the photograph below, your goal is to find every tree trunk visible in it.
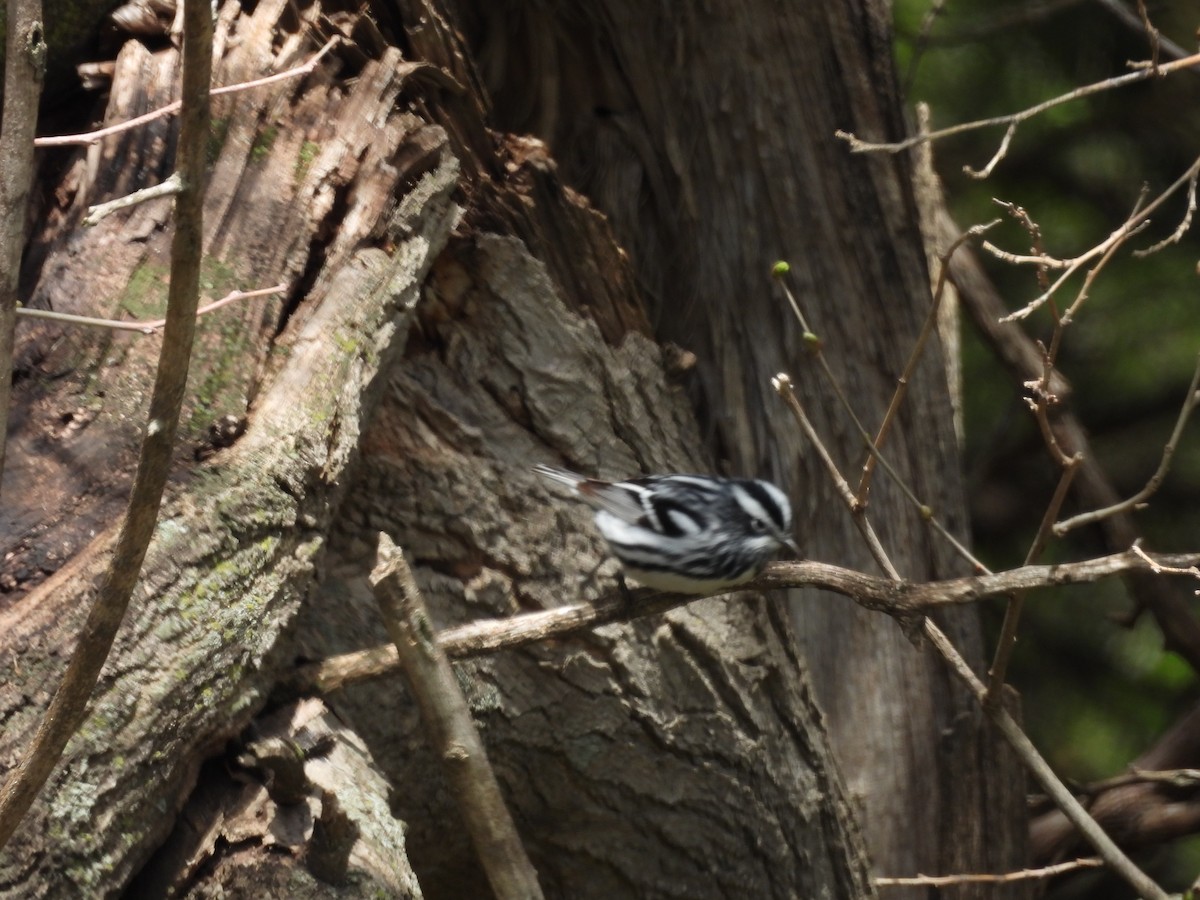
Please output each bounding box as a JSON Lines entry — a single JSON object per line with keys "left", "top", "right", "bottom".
{"left": 462, "top": 0, "right": 1028, "bottom": 892}
{"left": 0, "top": 0, "right": 1025, "bottom": 897}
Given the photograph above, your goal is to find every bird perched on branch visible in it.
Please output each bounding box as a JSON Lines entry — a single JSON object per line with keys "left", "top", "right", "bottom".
{"left": 534, "top": 464, "right": 799, "bottom": 594}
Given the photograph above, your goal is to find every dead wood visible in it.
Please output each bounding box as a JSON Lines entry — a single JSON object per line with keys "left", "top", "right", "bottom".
{"left": 0, "top": 1, "right": 462, "bottom": 890}
{"left": 127, "top": 697, "right": 422, "bottom": 898}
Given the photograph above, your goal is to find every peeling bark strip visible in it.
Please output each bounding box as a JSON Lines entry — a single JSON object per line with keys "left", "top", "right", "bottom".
{"left": 0, "top": 3, "right": 463, "bottom": 890}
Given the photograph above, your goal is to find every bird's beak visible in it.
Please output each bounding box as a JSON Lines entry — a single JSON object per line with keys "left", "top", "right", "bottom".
{"left": 782, "top": 535, "right": 800, "bottom": 557}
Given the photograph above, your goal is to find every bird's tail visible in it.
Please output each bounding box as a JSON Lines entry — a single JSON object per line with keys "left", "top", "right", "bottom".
{"left": 532, "top": 464, "right": 587, "bottom": 492}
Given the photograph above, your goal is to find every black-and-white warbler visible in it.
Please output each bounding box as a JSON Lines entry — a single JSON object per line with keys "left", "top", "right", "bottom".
{"left": 534, "top": 464, "right": 799, "bottom": 594}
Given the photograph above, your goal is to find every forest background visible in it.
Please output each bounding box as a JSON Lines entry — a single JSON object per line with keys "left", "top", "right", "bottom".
{"left": 898, "top": 1, "right": 1200, "bottom": 894}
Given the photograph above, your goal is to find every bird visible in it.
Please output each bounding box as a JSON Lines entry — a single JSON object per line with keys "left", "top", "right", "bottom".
{"left": 534, "top": 464, "right": 798, "bottom": 594}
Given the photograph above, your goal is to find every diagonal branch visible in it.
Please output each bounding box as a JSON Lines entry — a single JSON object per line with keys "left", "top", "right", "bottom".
{"left": 370, "top": 534, "right": 544, "bottom": 900}
{"left": 33, "top": 38, "right": 338, "bottom": 148}
{"left": 15, "top": 283, "right": 286, "bottom": 334}
{"left": 1055, "top": 352, "right": 1200, "bottom": 535}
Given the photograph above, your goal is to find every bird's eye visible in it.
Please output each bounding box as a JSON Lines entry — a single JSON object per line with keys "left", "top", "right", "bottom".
{"left": 750, "top": 518, "right": 767, "bottom": 532}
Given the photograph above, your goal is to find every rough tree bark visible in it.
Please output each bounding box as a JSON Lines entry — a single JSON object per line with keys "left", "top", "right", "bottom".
{"left": 459, "top": 0, "right": 1028, "bottom": 893}
{"left": 1, "top": 1, "right": 460, "bottom": 893}
{"left": 0, "top": 0, "right": 1026, "bottom": 898}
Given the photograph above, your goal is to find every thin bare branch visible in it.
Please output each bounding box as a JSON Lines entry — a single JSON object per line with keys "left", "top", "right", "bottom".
{"left": 15, "top": 284, "right": 286, "bottom": 334}
{"left": 775, "top": 360, "right": 1170, "bottom": 898}
{"left": 875, "top": 856, "right": 1104, "bottom": 887}
{"left": 856, "top": 220, "right": 999, "bottom": 502}
{"left": 1048, "top": 765, "right": 1200, "bottom": 800}
{"left": 83, "top": 173, "right": 183, "bottom": 226}
{"left": 1131, "top": 542, "right": 1200, "bottom": 585}
{"left": 922, "top": 619, "right": 1169, "bottom": 900}
{"left": 986, "top": 455, "right": 1081, "bottom": 699}
{"left": 995, "top": 199, "right": 1052, "bottom": 290}
{"left": 944, "top": 204, "right": 1200, "bottom": 673}
{"left": 900, "top": 0, "right": 948, "bottom": 94}
{"left": 1096, "top": 0, "right": 1195, "bottom": 65}
{"left": 979, "top": 241, "right": 1073, "bottom": 269}
{"left": 0, "top": 0, "right": 211, "bottom": 849}
{"left": 963, "top": 122, "right": 1016, "bottom": 179}
{"left": 837, "top": 51, "right": 1200, "bottom": 157}
{"left": 772, "top": 374, "right": 901, "bottom": 579}
{"left": 1001, "top": 156, "right": 1200, "bottom": 322}
{"left": 34, "top": 37, "right": 337, "bottom": 148}
{"left": 909, "top": 0, "right": 1086, "bottom": 47}
{"left": 772, "top": 278, "right": 990, "bottom": 573}
{"left": 1133, "top": 0, "right": 1161, "bottom": 74}
{"left": 1135, "top": 167, "right": 1198, "bottom": 257}
{"left": 1055, "top": 352, "right": 1200, "bottom": 535}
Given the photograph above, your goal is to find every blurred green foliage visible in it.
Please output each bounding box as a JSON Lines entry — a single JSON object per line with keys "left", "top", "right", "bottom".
{"left": 895, "top": 0, "right": 1200, "bottom": 894}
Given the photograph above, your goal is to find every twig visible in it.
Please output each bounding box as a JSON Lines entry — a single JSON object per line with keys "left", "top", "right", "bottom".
{"left": 1038, "top": 765, "right": 1200, "bottom": 801}
{"left": 1032, "top": 702, "right": 1200, "bottom": 861}
{"left": 0, "top": 0, "right": 46, "bottom": 501}
{"left": 944, "top": 204, "right": 1200, "bottom": 673}
{"left": 1131, "top": 542, "right": 1200, "bottom": 587}
{"left": 1133, "top": 0, "right": 1161, "bottom": 74}
{"left": 775, "top": 368, "right": 1169, "bottom": 899}
{"left": 995, "top": 199, "right": 1051, "bottom": 291}
{"left": 1134, "top": 167, "right": 1197, "bottom": 257}
{"left": 1029, "top": 348, "right": 1073, "bottom": 468}
{"left": 837, "top": 50, "right": 1200, "bottom": 157}
{"left": 1000, "top": 156, "right": 1200, "bottom": 322}
{"left": 772, "top": 278, "right": 990, "bottom": 573}
{"left": 900, "top": 0, "right": 948, "bottom": 94}
{"left": 922, "top": 620, "right": 1169, "bottom": 900}
{"left": 906, "top": 0, "right": 1085, "bottom": 47}
{"left": 963, "top": 122, "right": 1016, "bottom": 179}
{"left": 986, "top": 454, "right": 1081, "bottom": 700}
{"left": 369, "top": 534, "right": 544, "bottom": 900}
{"left": 15, "top": 283, "right": 287, "bottom": 334}
{"left": 1095, "top": 0, "right": 1194, "bottom": 65}
{"left": 0, "top": 0, "right": 211, "bottom": 850}
{"left": 34, "top": 37, "right": 338, "bottom": 148}
{"left": 1055, "top": 352, "right": 1200, "bottom": 535}
{"left": 1060, "top": 189, "right": 1149, "bottom": 327}
{"left": 875, "top": 856, "right": 1104, "bottom": 887}
{"left": 771, "top": 375, "right": 900, "bottom": 579}
{"left": 282, "top": 548, "right": 1200, "bottom": 698}
{"left": 82, "top": 173, "right": 182, "bottom": 226}
{"left": 984, "top": 196, "right": 1166, "bottom": 697}
{"left": 855, "top": 221, "right": 999, "bottom": 503}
